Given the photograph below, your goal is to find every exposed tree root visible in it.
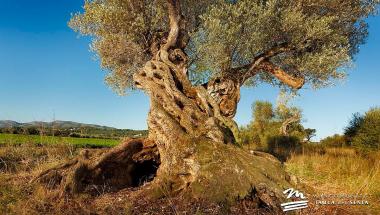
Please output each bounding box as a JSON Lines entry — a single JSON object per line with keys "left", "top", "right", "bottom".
{"left": 33, "top": 138, "right": 160, "bottom": 196}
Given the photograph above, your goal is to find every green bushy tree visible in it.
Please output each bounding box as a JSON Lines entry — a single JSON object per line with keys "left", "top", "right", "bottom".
{"left": 240, "top": 96, "right": 307, "bottom": 150}
{"left": 304, "top": 128, "right": 316, "bottom": 142}
{"left": 353, "top": 108, "right": 380, "bottom": 151}
{"left": 344, "top": 112, "right": 364, "bottom": 145}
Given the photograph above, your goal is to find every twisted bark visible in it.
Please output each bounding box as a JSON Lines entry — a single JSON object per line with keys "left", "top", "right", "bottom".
{"left": 133, "top": 46, "right": 241, "bottom": 191}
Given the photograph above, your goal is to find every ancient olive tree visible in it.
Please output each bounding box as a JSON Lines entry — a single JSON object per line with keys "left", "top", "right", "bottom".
{"left": 36, "top": 0, "right": 380, "bottom": 210}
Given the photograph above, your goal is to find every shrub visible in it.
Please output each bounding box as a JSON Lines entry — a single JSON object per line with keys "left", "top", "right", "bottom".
{"left": 353, "top": 107, "right": 380, "bottom": 151}
{"left": 266, "top": 135, "right": 301, "bottom": 162}
{"left": 69, "top": 133, "right": 81, "bottom": 138}
{"left": 320, "top": 134, "right": 346, "bottom": 147}
{"left": 344, "top": 112, "right": 364, "bottom": 145}
{"left": 26, "top": 127, "right": 39, "bottom": 135}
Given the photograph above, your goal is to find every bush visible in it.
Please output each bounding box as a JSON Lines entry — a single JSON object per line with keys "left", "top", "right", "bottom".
{"left": 344, "top": 112, "right": 364, "bottom": 145}
{"left": 266, "top": 135, "right": 301, "bottom": 162}
{"left": 69, "top": 133, "right": 81, "bottom": 138}
{"left": 25, "top": 127, "right": 39, "bottom": 135}
{"left": 320, "top": 134, "right": 346, "bottom": 147}
{"left": 353, "top": 107, "right": 380, "bottom": 151}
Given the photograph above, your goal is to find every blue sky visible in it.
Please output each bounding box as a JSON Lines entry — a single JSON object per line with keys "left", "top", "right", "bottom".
{"left": 0, "top": 1, "right": 379, "bottom": 140}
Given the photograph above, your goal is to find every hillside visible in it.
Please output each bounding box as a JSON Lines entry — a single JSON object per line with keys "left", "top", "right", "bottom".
{"left": 0, "top": 120, "right": 147, "bottom": 139}
{"left": 1, "top": 120, "right": 115, "bottom": 129}
{"left": 0, "top": 120, "right": 22, "bottom": 128}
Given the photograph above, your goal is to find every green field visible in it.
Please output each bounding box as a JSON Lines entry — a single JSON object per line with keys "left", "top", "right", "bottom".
{"left": 0, "top": 133, "right": 120, "bottom": 148}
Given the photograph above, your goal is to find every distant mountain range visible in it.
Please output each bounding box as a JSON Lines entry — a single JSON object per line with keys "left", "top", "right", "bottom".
{"left": 0, "top": 120, "right": 125, "bottom": 130}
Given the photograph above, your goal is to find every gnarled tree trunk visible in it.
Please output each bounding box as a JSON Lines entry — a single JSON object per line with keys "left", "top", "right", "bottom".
{"left": 130, "top": 45, "right": 291, "bottom": 209}
{"left": 133, "top": 49, "right": 241, "bottom": 192}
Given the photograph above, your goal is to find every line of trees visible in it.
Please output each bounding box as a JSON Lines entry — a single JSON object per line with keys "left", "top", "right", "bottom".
{"left": 0, "top": 126, "right": 148, "bottom": 139}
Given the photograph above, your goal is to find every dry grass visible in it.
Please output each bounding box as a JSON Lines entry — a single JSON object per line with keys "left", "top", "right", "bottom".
{"left": 286, "top": 147, "right": 380, "bottom": 213}
{"left": 2, "top": 142, "right": 379, "bottom": 214}
{"left": 0, "top": 143, "right": 83, "bottom": 214}
{"left": 0, "top": 143, "right": 76, "bottom": 173}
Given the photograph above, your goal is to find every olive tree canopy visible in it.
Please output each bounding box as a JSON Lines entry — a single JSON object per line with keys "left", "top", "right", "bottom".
{"left": 70, "top": 0, "right": 379, "bottom": 94}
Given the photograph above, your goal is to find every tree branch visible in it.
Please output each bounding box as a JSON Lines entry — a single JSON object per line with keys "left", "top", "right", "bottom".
{"left": 223, "top": 42, "right": 305, "bottom": 89}
{"left": 280, "top": 112, "right": 301, "bottom": 136}
{"left": 162, "top": 0, "right": 181, "bottom": 51}
{"left": 219, "top": 42, "right": 294, "bottom": 85}
{"left": 233, "top": 42, "right": 292, "bottom": 72}
{"left": 258, "top": 61, "right": 305, "bottom": 89}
